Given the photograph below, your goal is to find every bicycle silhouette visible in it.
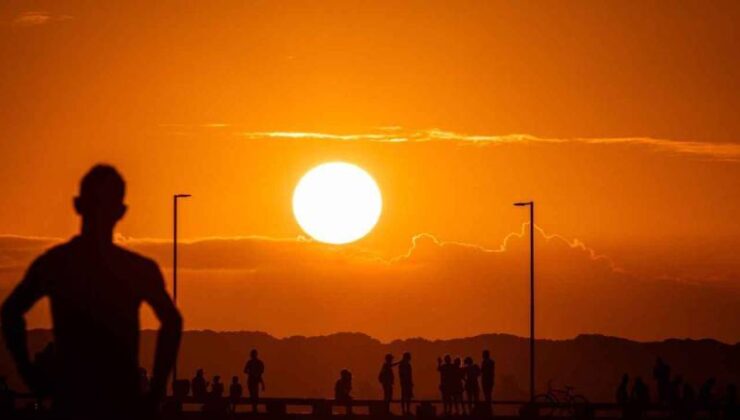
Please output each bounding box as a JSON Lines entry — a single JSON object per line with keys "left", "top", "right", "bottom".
{"left": 533, "top": 380, "right": 589, "bottom": 417}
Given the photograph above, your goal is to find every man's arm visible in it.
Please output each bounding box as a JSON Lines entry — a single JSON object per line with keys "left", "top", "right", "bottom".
{"left": 0, "top": 258, "right": 47, "bottom": 392}
{"left": 142, "top": 261, "right": 183, "bottom": 400}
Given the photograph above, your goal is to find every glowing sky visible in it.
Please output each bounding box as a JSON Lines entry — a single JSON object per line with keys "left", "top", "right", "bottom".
{"left": 0, "top": 1, "right": 739, "bottom": 342}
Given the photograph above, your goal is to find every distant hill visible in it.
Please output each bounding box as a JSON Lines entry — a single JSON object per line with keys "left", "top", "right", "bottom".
{"left": 1, "top": 330, "right": 738, "bottom": 402}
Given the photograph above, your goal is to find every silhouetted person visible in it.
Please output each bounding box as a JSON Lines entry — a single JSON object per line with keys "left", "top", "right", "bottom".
{"left": 204, "top": 375, "right": 228, "bottom": 417}
{"left": 335, "top": 369, "right": 353, "bottom": 415}
{"left": 437, "top": 355, "right": 454, "bottom": 415}
{"left": 378, "top": 353, "right": 398, "bottom": 409}
{"left": 398, "top": 352, "right": 413, "bottom": 415}
{"left": 244, "top": 349, "right": 265, "bottom": 412}
{"left": 616, "top": 374, "right": 629, "bottom": 406}
{"left": 463, "top": 356, "right": 480, "bottom": 413}
{"left": 0, "top": 165, "right": 182, "bottom": 420}
{"left": 192, "top": 369, "right": 209, "bottom": 401}
{"left": 652, "top": 357, "right": 671, "bottom": 405}
{"left": 211, "top": 375, "right": 224, "bottom": 398}
{"left": 698, "top": 377, "right": 716, "bottom": 407}
{"left": 229, "top": 376, "right": 243, "bottom": 412}
{"left": 481, "top": 350, "right": 495, "bottom": 406}
{"left": 630, "top": 376, "right": 650, "bottom": 409}
{"left": 452, "top": 357, "right": 465, "bottom": 415}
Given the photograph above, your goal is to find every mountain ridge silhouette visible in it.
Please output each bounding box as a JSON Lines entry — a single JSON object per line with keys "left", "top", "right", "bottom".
{"left": 2, "top": 329, "right": 738, "bottom": 402}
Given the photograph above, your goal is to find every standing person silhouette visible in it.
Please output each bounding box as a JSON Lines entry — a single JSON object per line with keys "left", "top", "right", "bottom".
{"left": 631, "top": 376, "right": 651, "bottom": 417}
{"left": 463, "top": 356, "right": 481, "bottom": 413}
{"left": 653, "top": 357, "right": 671, "bottom": 405}
{"left": 192, "top": 369, "right": 209, "bottom": 401}
{"left": 616, "top": 374, "right": 630, "bottom": 406}
{"left": 244, "top": 349, "right": 265, "bottom": 413}
{"left": 452, "top": 357, "right": 464, "bottom": 415}
{"left": 210, "top": 376, "right": 224, "bottom": 398}
{"left": 398, "top": 352, "right": 413, "bottom": 415}
{"left": 481, "top": 350, "right": 495, "bottom": 407}
{"left": 437, "top": 355, "right": 454, "bottom": 415}
{"left": 229, "top": 376, "right": 243, "bottom": 413}
{"left": 378, "top": 353, "right": 398, "bottom": 411}
{"left": 0, "top": 165, "right": 183, "bottom": 420}
{"left": 335, "top": 369, "right": 353, "bottom": 415}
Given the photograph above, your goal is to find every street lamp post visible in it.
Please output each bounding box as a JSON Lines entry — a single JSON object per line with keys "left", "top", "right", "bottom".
{"left": 173, "top": 193, "right": 191, "bottom": 381}
{"left": 514, "top": 201, "right": 535, "bottom": 402}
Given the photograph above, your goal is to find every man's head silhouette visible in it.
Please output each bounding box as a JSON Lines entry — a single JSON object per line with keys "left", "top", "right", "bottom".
{"left": 74, "top": 165, "right": 126, "bottom": 236}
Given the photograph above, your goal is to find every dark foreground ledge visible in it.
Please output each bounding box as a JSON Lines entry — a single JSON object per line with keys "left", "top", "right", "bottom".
{"left": 4, "top": 394, "right": 735, "bottom": 419}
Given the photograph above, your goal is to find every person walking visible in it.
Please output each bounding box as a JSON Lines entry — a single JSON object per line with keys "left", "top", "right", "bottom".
{"left": 244, "top": 349, "right": 265, "bottom": 413}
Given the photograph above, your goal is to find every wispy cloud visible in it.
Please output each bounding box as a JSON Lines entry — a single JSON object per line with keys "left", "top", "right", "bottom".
{"left": 12, "top": 11, "right": 72, "bottom": 27}
{"left": 240, "top": 131, "right": 410, "bottom": 143}
{"left": 3, "top": 229, "right": 737, "bottom": 341}
{"left": 396, "top": 223, "right": 622, "bottom": 273}
{"left": 234, "top": 128, "right": 740, "bottom": 162}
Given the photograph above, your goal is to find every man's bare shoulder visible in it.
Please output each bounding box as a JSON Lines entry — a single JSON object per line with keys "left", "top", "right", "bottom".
{"left": 111, "top": 244, "right": 162, "bottom": 275}
{"left": 30, "top": 238, "right": 78, "bottom": 268}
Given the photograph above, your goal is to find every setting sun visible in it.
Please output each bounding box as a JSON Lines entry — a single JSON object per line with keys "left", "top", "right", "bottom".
{"left": 292, "top": 162, "right": 382, "bottom": 245}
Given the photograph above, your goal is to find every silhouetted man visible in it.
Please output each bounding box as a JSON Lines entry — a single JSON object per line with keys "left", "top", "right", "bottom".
{"left": 204, "top": 375, "right": 227, "bottom": 416}
{"left": 229, "top": 376, "right": 243, "bottom": 412}
{"left": 378, "top": 353, "right": 398, "bottom": 409}
{"left": 335, "top": 369, "right": 353, "bottom": 415}
{"left": 451, "top": 357, "right": 464, "bottom": 415}
{"left": 698, "top": 377, "right": 716, "bottom": 407}
{"left": 244, "top": 349, "right": 265, "bottom": 412}
{"left": 398, "top": 352, "right": 413, "bottom": 415}
{"left": 437, "top": 355, "right": 454, "bottom": 415}
{"left": 192, "top": 369, "right": 209, "bottom": 401}
{"left": 335, "top": 370, "right": 353, "bottom": 401}
{"left": 481, "top": 350, "right": 495, "bottom": 406}
{"left": 653, "top": 357, "right": 671, "bottom": 405}
{"left": 616, "top": 374, "right": 629, "bottom": 406}
{"left": 668, "top": 375, "right": 683, "bottom": 407}
{"left": 211, "top": 375, "right": 224, "bottom": 398}
{"left": 0, "top": 165, "right": 183, "bottom": 419}
{"left": 463, "top": 356, "right": 481, "bottom": 413}
{"left": 631, "top": 377, "right": 650, "bottom": 410}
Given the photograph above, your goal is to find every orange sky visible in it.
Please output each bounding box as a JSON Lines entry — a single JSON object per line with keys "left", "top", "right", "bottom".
{"left": 0, "top": 1, "right": 739, "bottom": 342}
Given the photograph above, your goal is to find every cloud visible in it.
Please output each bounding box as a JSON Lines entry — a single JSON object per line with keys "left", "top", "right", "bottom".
{"left": 1, "top": 228, "right": 737, "bottom": 342}
{"left": 233, "top": 128, "right": 740, "bottom": 162}
{"left": 12, "top": 11, "right": 72, "bottom": 27}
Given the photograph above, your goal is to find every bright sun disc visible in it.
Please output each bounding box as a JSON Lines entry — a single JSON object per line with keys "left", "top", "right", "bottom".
{"left": 293, "top": 162, "right": 382, "bottom": 244}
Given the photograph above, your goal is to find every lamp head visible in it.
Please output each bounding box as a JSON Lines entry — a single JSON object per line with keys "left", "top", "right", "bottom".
{"left": 513, "top": 201, "right": 532, "bottom": 207}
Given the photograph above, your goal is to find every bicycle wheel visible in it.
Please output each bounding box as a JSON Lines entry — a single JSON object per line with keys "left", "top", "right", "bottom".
{"left": 533, "top": 394, "right": 556, "bottom": 417}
